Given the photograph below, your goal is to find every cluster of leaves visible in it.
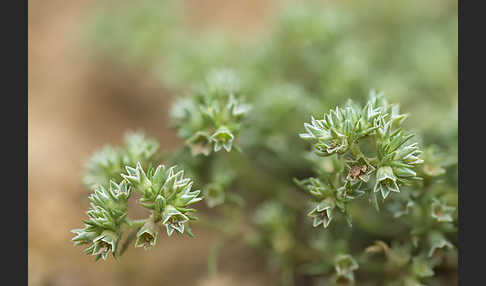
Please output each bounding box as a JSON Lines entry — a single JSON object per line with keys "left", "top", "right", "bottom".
{"left": 75, "top": 0, "right": 457, "bottom": 285}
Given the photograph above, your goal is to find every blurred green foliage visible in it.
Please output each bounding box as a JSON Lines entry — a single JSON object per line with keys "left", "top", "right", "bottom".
{"left": 80, "top": 0, "right": 457, "bottom": 285}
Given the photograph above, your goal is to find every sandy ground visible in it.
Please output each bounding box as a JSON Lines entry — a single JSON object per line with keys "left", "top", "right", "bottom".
{"left": 28, "top": 0, "right": 276, "bottom": 285}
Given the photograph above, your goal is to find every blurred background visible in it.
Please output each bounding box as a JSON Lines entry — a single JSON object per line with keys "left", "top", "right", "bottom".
{"left": 28, "top": 0, "right": 457, "bottom": 285}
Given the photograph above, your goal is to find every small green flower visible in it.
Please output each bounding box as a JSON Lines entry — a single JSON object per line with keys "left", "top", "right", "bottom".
{"left": 122, "top": 162, "right": 153, "bottom": 194}
{"left": 83, "top": 131, "right": 159, "bottom": 189}
{"left": 430, "top": 199, "right": 455, "bottom": 222}
{"left": 203, "top": 183, "right": 226, "bottom": 208}
{"left": 333, "top": 254, "right": 359, "bottom": 285}
{"left": 428, "top": 232, "right": 453, "bottom": 258}
{"left": 334, "top": 254, "right": 359, "bottom": 275}
{"left": 162, "top": 205, "right": 190, "bottom": 236}
{"left": 374, "top": 166, "right": 400, "bottom": 199}
{"left": 210, "top": 127, "right": 234, "bottom": 152}
{"left": 308, "top": 199, "right": 335, "bottom": 228}
{"left": 170, "top": 69, "right": 249, "bottom": 156}
{"left": 294, "top": 177, "right": 331, "bottom": 198}
{"left": 135, "top": 219, "right": 158, "bottom": 250}
{"left": 314, "top": 133, "right": 348, "bottom": 156}
{"left": 90, "top": 230, "right": 120, "bottom": 260}
{"left": 187, "top": 131, "right": 212, "bottom": 156}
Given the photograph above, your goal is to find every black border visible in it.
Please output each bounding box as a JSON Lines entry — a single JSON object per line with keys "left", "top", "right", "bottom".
{"left": 458, "top": 0, "right": 483, "bottom": 285}
{"left": 4, "top": 0, "right": 28, "bottom": 283}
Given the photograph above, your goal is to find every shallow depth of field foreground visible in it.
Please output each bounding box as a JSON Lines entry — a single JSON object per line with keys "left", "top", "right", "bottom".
{"left": 28, "top": 0, "right": 457, "bottom": 285}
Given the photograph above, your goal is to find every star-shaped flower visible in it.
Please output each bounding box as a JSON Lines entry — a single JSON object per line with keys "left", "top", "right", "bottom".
{"left": 308, "top": 199, "right": 335, "bottom": 228}
{"left": 374, "top": 166, "right": 400, "bottom": 199}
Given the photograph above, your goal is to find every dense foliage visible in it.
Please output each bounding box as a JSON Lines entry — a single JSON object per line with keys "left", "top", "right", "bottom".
{"left": 73, "top": 0, "right": 457, "bottom": 285}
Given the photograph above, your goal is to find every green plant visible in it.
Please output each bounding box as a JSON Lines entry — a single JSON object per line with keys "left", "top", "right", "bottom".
{"left": 73, "top": 161, "right": 202, "bottom": 260}
{"left": 73, "top": 0, "right": 457, "bottom": 285}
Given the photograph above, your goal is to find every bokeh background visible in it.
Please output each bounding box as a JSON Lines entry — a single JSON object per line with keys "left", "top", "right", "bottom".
{"left": 28, "top": 0, "right": 457, "bottom": 285}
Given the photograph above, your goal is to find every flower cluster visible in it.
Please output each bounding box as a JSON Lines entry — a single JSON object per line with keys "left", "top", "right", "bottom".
{"left": 83, "top": 131, "right": 159, "bottom": 189}
{"left": 72, "top": 181, "right": 131, "bottom": 260}
{"left": 122, "top": 162, "right": 202, "bottom": 236}
{"left": 73, "top": 159, "right": 203, "bottom": 260}
{"left": 299, "top": 99, "right": 380, "bottom": 157}
{"left": 171, "top": 69, "right": 251, "bottom": 156}
{"left": 297, "top": 92, "right": 424, "bottom": 229}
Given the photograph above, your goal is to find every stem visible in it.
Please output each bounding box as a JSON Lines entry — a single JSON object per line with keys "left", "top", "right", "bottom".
{"left": 119, "top": 229, "right": 138, "bottom": 256}
{"left": 208, "top": 238, "right": 225, "bottom": 275}
{"left": 126, "top": 218, "right": 147, "bottom": 228}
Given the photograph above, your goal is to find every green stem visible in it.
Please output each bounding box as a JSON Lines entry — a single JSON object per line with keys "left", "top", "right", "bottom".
{"left": 126, "top": 218, "right": 147, "bottom": 228}
{"left": 119, "top": 229, "right": 138, "bottom": 256}
{"left": 208, "top": 238, "right": 225, "bottom": 275}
